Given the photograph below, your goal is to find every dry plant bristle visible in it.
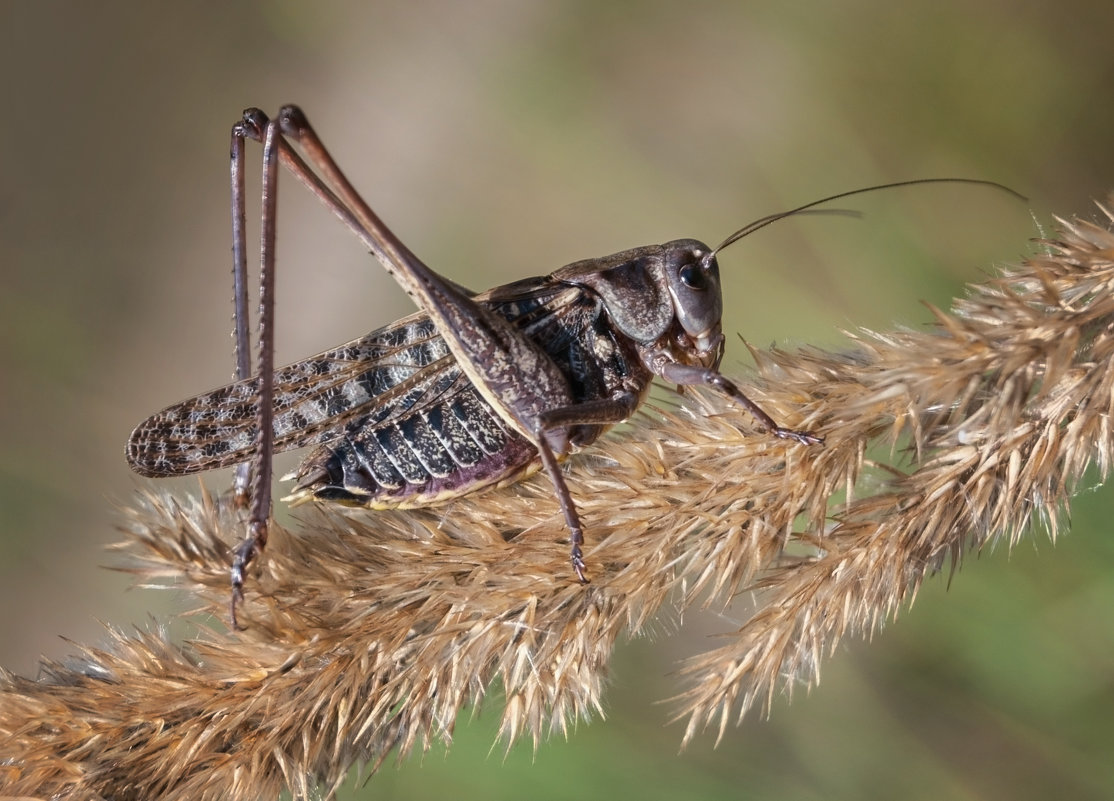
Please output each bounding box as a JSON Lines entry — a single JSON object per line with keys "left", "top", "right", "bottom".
{"left": 4, "top": 207, "right": 1114, "bottom": 799}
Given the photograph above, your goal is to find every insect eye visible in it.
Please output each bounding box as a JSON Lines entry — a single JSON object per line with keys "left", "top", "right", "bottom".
{"left": 679, "top": 263, "right": 707, "bottom": 290}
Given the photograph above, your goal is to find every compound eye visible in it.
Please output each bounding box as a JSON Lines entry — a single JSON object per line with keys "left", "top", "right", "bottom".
{"left": 679, "top": 263, "right": 707, "bottom": 291}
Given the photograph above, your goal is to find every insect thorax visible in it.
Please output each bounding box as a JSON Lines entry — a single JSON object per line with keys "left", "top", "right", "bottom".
{"left": 288, "top": 279, "right": 653, "bottom": 509}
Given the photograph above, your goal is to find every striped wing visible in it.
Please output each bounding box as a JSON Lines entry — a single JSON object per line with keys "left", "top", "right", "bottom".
{"left": 126, "top": 279, "right": 580, "bottom": 477}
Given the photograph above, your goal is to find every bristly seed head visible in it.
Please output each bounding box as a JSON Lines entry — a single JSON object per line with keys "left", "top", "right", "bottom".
{"left": 8, "top": 203, "right": 1113, "bottom": 801}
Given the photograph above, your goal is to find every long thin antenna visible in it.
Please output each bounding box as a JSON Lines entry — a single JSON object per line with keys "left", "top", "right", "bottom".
{"left": 714, "top": 178, "right": 1026, "bottom": 254}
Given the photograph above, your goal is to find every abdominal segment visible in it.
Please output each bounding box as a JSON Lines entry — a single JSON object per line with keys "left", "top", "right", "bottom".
{"left": 287, "top": 384, "right": 541, "bottom": 508}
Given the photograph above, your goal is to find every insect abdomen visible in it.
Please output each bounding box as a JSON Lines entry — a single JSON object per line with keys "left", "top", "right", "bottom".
{"left": 289, "top": 383, "right": 540, "bottom": 508}
{"left": 289, "top": 285, "right": 651, "bottom": 509}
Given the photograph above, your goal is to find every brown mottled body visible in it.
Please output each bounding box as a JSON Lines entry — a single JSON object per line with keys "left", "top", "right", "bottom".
{"left": 129, "top": 275, "right": 655, "bottom": 510}
{"left": 127, "top": 106, "right": 925, "bottom": 620}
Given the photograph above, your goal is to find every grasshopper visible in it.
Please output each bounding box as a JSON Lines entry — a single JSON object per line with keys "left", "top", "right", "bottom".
{"left": 125, "top": 105, "right": 1015, "bottom": 623}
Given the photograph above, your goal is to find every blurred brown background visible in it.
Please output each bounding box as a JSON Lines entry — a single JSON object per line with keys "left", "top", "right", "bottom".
{"left": 2, "top": 2, "right": 1113, "bottom": 799}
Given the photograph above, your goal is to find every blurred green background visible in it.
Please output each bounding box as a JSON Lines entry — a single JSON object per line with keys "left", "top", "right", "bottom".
{"left": 2, "top": 2, "right": 1113, "bottom": 799}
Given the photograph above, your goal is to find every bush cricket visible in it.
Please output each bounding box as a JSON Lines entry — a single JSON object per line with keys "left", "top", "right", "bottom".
{"left": 125, "top": 105, "right": 1018, "bottom": 624}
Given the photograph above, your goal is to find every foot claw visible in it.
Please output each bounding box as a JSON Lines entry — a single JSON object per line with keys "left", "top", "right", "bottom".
{"left": 571, "top": 545, "right": 590, "bottom": 584}
{"left": 229, "top": 535, "right": 258, "bottom": 630}
{"left": 774, "top": 427, "right": 824, "bottom": 446}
